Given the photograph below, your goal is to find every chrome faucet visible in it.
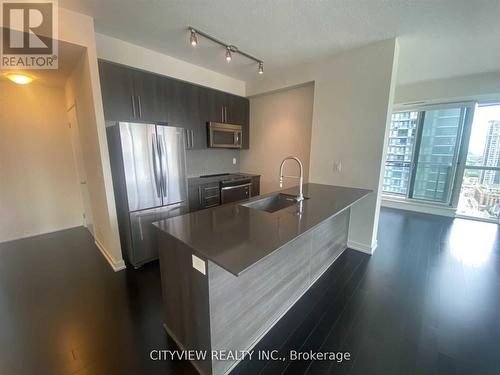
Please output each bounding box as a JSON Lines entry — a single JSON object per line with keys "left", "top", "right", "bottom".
{"left": 279, "top": 156, "right": 304, "bottom": 202}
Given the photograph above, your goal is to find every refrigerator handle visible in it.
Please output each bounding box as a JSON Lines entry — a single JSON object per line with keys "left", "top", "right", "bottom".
{"left": 158, "top": 134, "right": 169, "bottom": 198}
{"left": 151, "top": 134, "right": 161, "bottom": 198}
{"left": 131, "top": 96, "right": 136, "bottom": 118}
{"left": 185, "top": 128, "right": 191, "bottom": 149}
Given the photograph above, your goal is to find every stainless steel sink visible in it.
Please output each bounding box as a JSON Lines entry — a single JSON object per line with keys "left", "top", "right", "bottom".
{"left": 241, "top": 193, "right": 305, "bottom": 213}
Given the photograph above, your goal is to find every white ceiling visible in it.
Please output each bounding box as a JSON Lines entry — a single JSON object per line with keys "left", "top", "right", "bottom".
{"left": 59, "top": 0, "right": 500, "bottom": 85}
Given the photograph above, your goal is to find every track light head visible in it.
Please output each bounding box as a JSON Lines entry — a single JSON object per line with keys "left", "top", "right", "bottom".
{"left": 187, "top": 26, "right": 263, "bottom": 74}
{"left": 190, "top": 29, "right": 198, "bottom": 46}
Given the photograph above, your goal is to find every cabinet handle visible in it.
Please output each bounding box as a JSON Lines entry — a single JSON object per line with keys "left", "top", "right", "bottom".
{"left": 137, "top": 95, "right": 142, "bottom": 118}
{"left": 221, "top": 106, "right": 224, "bottom": 123}
{"left": 190, "top": 130, "right": 194, "bottom": 148}
{"left": 131, "top": 95, "right": 136, "bottom": 118}
{"left": 225, "top": 107, "right": 228, "bottom": 123}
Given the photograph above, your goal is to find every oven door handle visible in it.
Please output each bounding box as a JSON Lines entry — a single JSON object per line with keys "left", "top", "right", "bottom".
{"left": 220, "top": 182, "right": 252, "bottom": 191}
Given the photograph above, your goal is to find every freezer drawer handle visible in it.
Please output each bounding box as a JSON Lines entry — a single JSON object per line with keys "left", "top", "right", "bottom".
{"left": 138, "top": 215, "right": 144, "bottom": 241}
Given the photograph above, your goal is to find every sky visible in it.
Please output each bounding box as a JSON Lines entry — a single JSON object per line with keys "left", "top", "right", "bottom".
{"left": 468, "top": 104, "right": 500, "bottom": 156}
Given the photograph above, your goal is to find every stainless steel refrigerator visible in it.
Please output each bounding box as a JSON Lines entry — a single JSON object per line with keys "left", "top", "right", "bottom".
{"left": 107, "top": 122, "right": 188, "bottom": 268}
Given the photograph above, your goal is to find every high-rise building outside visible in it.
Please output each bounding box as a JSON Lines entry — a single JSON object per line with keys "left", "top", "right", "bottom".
{"left": 411, "top": 108, "right": 461, "bottom": 202}
{"left": 480, "top": 120, "right": 500, "bottom": 187}
{"left": 382, "top": 111, "right": 418, "bottom": 195}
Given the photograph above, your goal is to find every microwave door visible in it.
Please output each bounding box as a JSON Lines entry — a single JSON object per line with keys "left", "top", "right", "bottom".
{"left": 156, "top": 125, "right": 188, "bottom": 206}
{"left": 210, "top": 128, "right": 241, "bottom": 148}
{"left": 119, "top": 122, "right": 162, "bottom": 211}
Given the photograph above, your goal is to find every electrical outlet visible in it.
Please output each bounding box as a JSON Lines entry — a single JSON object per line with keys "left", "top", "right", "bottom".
{"left": 232, "top": 157, "right": 237, "bottom": 165}
{"left": 192, "top": 254, "right": 206, "bottom": 275}
{"left": 334, "top": 161, "right": 342, "bottom": 173}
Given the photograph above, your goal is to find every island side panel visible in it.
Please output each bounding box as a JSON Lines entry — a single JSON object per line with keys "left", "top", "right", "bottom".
{"left": 310, "top": 209, "right": 349, "bottom": 283}
{"left": 158, "top": 232, "right": 213, "bottom": 375}
{"left": 208, "top": 232, "right": 312, "bottom": 375}
{"left": 207, "top": 209, "right": 350, "bottom": 375}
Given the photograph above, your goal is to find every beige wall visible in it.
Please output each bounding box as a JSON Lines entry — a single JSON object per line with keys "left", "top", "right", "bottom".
{"left": 0, "top": 81, "right": 83, "bottom": 242}
{"left": 241, "top": 84, "right": 314, "bottom": 194}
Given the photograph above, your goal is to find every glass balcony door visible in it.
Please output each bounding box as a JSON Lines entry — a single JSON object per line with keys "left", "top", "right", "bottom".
{"left": 409, "top": 108, "right": 465, "bottom": 203}
{"left": 457, "top": 104, "right": 500, "bottom": 222}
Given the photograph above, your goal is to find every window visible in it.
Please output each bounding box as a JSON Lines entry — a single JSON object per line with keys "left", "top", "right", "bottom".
{"left": 457, "top": 104, "right": 500, "bottom": 221}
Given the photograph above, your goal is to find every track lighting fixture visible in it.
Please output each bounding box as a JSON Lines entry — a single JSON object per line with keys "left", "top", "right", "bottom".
{"left": 190, "top": 29, "right": 198, "bottom": 46}
{"left": 188, "top": 26, "right": 264, "bottom": 74}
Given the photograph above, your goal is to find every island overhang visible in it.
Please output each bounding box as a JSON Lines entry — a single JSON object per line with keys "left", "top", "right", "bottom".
{"left": 153, "top": 183, "right": 371, "bottom": 276}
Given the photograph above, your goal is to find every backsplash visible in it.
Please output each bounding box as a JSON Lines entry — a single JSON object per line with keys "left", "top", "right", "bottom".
{"left": 185, "top": 149, "right": 240, "bottom": 177}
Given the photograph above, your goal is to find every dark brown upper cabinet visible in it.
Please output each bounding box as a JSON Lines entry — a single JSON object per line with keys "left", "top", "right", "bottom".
{"left": 132, "top": 70, "right": 166, "bottom": 122}
{"left": 99, "top": 61, "right": 164, "bottom": 122}
{"left": 98, "top": 60, "right": 249, "bottom": 149}
{"left": 98, "top": 61, "right": 136, "bottom": 122}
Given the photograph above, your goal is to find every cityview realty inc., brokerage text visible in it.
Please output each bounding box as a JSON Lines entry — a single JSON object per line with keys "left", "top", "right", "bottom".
{"left": 150, "top": 349, "right": 352, "bottom": 362}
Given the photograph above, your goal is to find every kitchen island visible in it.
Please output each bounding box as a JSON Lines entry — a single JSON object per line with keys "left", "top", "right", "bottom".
{"left": 154, "top": 183, "right": 371, "bottom": 374}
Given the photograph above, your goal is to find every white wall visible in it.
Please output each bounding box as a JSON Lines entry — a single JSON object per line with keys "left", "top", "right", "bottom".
{"left": 95, "top": 33, "right": 246, "bottom": 96}
{"left": 241, "top": 84, "right": 314, "bottom": 194}
{"left": 0, "top": 81, "right": 83, "bottom": 242}
{"left": 308, "top": 40, "right": 399, "bottom": 253}
{"left": 246, "top": 40, "right": 399, "bottom": 253}
{"left": 394, "top": 71, "right": 500, "bottom": 105}
{"left": 58, "top": 8, "right": 125, "bottom": 271}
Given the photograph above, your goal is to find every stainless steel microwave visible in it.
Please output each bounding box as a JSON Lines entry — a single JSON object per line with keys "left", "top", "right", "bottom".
{"left": 208, "top": 122, "right": 243, "bottom": 149}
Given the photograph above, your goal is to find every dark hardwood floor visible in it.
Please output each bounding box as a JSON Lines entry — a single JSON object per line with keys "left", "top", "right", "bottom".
{"left": 0, "top": 208, "right": 499, "bottom": 374}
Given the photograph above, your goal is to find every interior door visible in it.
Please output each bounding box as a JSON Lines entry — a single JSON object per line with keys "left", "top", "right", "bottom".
{"left": 156, "top": 125, "right": 188, "bottom": 206}
{"left": 119, "top": 122, "right": 162, "bottom": 211}
{"left": 410, "top": 107, "right": 465, "bottom": 203}
{"left": 67, "top": 104, "right": 94, "bottom": 235}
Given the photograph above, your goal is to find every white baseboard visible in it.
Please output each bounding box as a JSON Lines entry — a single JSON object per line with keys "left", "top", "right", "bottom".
{"left": 348, "top": 239, "right": 377, "bottom": 255}
{"left": 94, "top": 238, "right": 126, "bottom": 272}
